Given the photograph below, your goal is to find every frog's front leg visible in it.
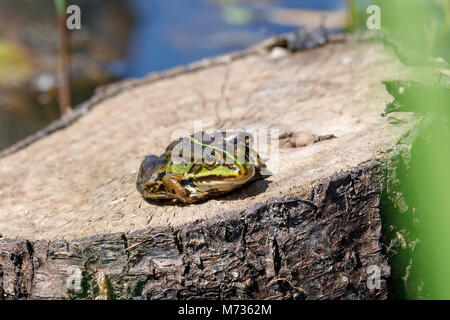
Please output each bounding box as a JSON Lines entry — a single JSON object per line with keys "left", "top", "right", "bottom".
{"left": 137, "top": 178, "right": 177, "bottom": 202}
{"left": 161, "top": 174, "right": 194, "bottom": 204}
{"left": 162, "top": 174, "right": 209, "bottom": 204}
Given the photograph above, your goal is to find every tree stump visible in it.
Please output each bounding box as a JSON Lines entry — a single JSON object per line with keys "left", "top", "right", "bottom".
{"left": 0, "top": 35, "right": 417, "bottom": 300}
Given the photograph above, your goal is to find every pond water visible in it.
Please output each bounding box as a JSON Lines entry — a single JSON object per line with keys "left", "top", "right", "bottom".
{"left": 124, "top": 0, "right": 346, "bottom": 76}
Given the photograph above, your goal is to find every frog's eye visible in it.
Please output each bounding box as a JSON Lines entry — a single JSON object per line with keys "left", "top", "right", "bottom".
{"left": 204, "top": 151, "right": 216, "bottom": 166}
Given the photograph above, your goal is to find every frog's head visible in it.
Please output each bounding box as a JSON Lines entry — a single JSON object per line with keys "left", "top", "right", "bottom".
{"left": 165, "top": 131, "right": 257, "bottom": 193}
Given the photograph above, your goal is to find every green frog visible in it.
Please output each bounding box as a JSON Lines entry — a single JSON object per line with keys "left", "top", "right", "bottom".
{"left": 136, "top": 131, "right": 268, "bottom": 204}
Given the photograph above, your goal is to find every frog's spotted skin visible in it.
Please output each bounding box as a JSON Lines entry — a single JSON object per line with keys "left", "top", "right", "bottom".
{"left": 136, "top": 131, "right": 268, "bottom": 204}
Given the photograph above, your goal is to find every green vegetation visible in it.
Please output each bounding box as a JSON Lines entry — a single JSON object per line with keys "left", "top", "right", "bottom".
{"left": 352, "top": 0, "right": 450, "bottom": 299}
{"left": 54, "top": 0, "right": 67, "bottom": 15}
{"left": 0, "top": 41, "right": 32, "bottom": 85}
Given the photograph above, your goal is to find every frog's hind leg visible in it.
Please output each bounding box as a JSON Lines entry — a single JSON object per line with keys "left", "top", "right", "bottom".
{"left": 252, "top": 150, "right": 271, "bottom": 179}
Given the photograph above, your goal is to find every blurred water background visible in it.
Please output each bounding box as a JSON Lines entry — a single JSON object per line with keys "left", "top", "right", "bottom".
{"left": 0, "top": 0, "right": 345, "bottom": 150}
{"left": 125, "top": 0, "right": 345, "bottom": 76}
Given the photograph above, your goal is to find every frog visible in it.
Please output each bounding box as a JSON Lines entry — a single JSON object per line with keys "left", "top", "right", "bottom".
{"left": 136, "top": 131, "right": 268, "bottom": 204}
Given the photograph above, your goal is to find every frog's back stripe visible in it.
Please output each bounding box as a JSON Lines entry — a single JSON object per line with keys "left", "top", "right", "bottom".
{"left": 188, "top": 136, "right": 238, "bottom": 162}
